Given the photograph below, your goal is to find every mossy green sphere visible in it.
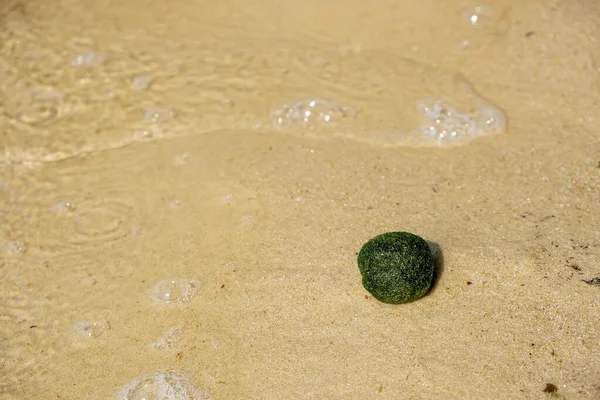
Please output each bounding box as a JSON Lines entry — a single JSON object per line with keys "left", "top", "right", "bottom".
{"left": 358, "top": 232, "right": 435, "bottom": 304}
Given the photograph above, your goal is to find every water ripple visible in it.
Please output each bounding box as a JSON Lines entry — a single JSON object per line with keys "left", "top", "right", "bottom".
{"left": 1, "top": 28, "right": 509, "bottom": 164}
{"left": 68, "top": 196, "right": 138, "bottom": 246}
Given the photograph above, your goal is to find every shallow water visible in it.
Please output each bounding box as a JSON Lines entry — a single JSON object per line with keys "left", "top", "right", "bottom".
{"left": 0, "top": 0, "right": 517, "bottom": 165}
{"left": 1, "top": 0, "right": 600, "bottom": 399}
{"left": 2, "top": 35, "right": 507, "bottom": 163}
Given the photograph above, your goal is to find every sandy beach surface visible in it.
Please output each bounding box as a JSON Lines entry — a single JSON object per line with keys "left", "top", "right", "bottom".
{"left": 1, "top": 0, "right": 599, "bottom": 399}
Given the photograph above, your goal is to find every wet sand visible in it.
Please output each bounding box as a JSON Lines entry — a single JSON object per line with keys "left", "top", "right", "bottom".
{"left": 1, "top": 0, "right": 599, "bottom": 399}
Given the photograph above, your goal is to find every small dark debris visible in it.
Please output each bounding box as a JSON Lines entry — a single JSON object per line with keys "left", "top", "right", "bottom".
{"left": 364, "top": 295, "right": 369, "bottom": 299}
{"left": 583, "top": 277, "right": 600, "bottom": 286}
{"left": 466, "top": 281, "right": 472, "bottom": 285}
{"left": 568, "top": 263, "right": 581, "bottom": 271}
{"left": 571, "top": 242, "right": 590, "bottom": 250}
{"left": 525, "top": 31, "right": 535, "bottom": 37}
{"left": 543, "top": 383, "right": 558, "bottom": 393}
{"left": 220, "top": 284, "right": 225, "bottom": 288}
{"left": 378, "top": 384, "right": 383, "bottom": 393}
{"left": 539, "top": 215, "right": 556, "bottom": 222}
{"left": 29, "top": 325, "right": 37, "bottom": 329}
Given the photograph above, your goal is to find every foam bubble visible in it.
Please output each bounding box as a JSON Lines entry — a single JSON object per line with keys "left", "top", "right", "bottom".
{"left": 272, "top": 99, "right": 356, "bottom": 129}
{"left": 217, "top": 193, "right": 235, "bottom": 204}
{"left": 416, "top": 94, "right": 505, "bottom": 144}
{"left": 132, "top": 75, "right": 154, "bottom": 90}
{"left": 458, "top": 5, "right": 508, "bottom": 52}
{"left": 169, "top": 200, "right": 182, "bottom": 209}
{"left": 172, "top": 153, "right": 190, "bottom": 166}
{"left": 144, "top": 108, "right": 175, "bottom": 123}
{"left": 133, "top": 126, "right": 164, "bottom": 141}
{"left": 149, "top": 278, "right": 200, "bottom": 304}
{"left": 73, "top": 320, "right": 109, "bottom": 338}
{"left": 0, "top": 241, "right": 27, "bottom": 255}
{"left": 464, "top": 5, "right": 500, "bottom": 27}
{"left": 118, "top": 371, "right": 210, "bottom": 400}
{"left": 51, "top": 201, "right": 76, "bottom": 215}
{"left": 69, "top": 51, "right": 105, "bottom": 67}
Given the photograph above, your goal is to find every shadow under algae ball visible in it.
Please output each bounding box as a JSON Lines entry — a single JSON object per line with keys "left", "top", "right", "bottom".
{"left": 358, "top": 232, "right": 435, "bottom": 304}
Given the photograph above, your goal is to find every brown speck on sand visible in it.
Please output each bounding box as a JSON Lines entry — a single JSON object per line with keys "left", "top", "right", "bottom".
{"left": 543, "top": 383, "right": 558, "bottom": 393}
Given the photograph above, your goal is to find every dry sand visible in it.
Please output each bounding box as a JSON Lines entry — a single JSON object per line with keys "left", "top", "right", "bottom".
{"left": 1, "top": 0, "right": 599, "bottom": 399}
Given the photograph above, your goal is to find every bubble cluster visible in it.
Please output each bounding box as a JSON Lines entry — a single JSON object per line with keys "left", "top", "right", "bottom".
{"left": 149, "top": 278, "right": 200, "bottom": 304}
{"left": 133, "top": 108, "right": 175, "bottom": 141}
{"left": 118, "top": 371, "right": 210, "bottom": 400}
{"left": 259, "top": 51, "right": 508, "bottom": 147}
{"left": 416, "top": 96, "right": 505, "bottom": 144}
{"left": 73, "top": 320, "right": 110, "bottom": 338}
{"left": 272, "top": 99, "right": 356, "bottom": 128}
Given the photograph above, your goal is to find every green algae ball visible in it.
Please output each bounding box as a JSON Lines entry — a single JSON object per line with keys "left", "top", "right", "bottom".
{"left": 358, "top": 232, "right": 435, "bottom": 304}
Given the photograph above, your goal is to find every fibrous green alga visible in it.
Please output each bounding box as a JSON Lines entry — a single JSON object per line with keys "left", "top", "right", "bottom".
{"left": 358, "top": 232, "right": 435, "bottom": 304}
